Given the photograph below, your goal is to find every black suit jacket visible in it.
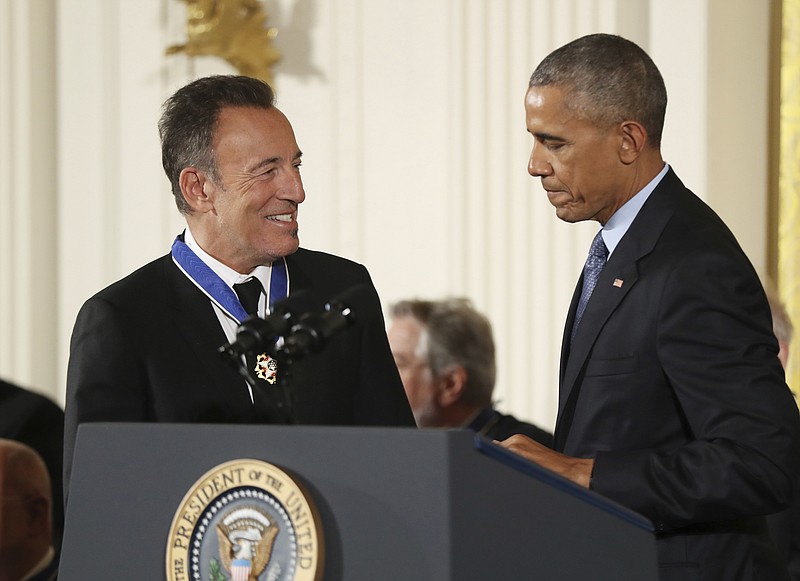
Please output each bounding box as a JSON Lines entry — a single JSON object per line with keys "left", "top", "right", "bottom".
{"left": 768, "top": 499, "right": 800, "bottom": 580}
{"left": 64, "top": 246, "right": 414, "bottom": 494}
{"left": 556, "top": 169, "right": 800, "bottom": 580}
{"left": 0, "top": 379, "right": 64, "bottom": 551}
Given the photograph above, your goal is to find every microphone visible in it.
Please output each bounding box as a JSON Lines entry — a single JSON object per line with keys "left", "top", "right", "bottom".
{"left": 218, "top": 290, "right": 316, "bottom": 364}
{"left": 278, "top": 284, "right": 368, "bottom": 359}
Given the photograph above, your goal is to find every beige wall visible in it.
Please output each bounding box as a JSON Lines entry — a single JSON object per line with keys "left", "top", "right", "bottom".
{"left": 0, "top": 0, "right": 775, "bottom": 432}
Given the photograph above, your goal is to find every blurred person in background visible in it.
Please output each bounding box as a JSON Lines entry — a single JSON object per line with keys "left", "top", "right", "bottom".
{"left": 0, "top": 438, "right": 58, "bottom": 581}
{"left": 388, "top": 297, "right": 552, "bottom": 445}
{"left": 0, "top": 379, "right": 63, "bottom": 551}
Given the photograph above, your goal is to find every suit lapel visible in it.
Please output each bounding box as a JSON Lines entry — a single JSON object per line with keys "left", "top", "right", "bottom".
{"left": 284, "top": 251, "right": 313, "bottom": 294}
{"left": 558, "top": 262, "right": 639, "bottom": 414}
{"left": 162, "top": 255, "right": 240, "bottom": 389}
{"left": 283, "top": 250, "right": 339, "bottom": 313}
{"left": 558, "top": 274, "right": 583, "bottom": 387}
{"left": 554, "top": 169, "right": 682, "bottom": 447}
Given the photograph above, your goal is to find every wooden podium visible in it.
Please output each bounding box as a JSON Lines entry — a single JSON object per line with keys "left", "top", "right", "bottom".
{"left": 60, "top": 423, "right": 657, "bottom": 580}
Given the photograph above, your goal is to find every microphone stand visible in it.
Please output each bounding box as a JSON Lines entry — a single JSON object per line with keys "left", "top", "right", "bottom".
{"left": 221, "top": 284, "right": 367, "bottom": 425}
{"left": 228, "top": 341, "right": 299, "bottom": 425}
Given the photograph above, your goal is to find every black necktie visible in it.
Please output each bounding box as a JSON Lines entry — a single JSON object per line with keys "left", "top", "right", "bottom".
{"left": 233, "top": 278, "right": 264, "bottom": 381}
{"left": 233, "top": 278, "right": 263, "bottom": 317}
{"left": 571, "top": 230, "right": 608, "bottom": 343}
{"left": 233, "top": 278, "right": 292, "bottom": 424}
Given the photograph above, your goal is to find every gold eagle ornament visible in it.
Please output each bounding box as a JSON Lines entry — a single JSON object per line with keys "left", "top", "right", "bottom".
{"left": 166, "top": 0, "right": 281, "bottom": 85}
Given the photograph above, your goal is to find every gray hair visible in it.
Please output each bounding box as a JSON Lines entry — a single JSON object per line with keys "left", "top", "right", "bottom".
{"left": 530, "top": 33, "right": 667, "bottom": 147}
{"left": 390, "top": 297, "right": 496, "bottom": 407}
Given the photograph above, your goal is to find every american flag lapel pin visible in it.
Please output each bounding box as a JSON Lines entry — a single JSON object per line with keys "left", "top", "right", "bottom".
{"left": 613, "top": 278, "right": 624, "bottom": 288}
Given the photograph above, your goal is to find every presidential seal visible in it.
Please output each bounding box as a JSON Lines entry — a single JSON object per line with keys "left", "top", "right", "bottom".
{"left": 166, "top": 459, "right": 323, "bottom": 581}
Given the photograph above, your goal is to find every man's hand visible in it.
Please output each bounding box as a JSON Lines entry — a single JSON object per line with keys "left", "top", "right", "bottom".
{"left": 497, "top": 434, "right": 595, "bottom": 489}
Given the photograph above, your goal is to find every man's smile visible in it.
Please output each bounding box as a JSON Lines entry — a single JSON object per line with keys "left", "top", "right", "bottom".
{"left": 267, "top": 213, "right": 293, "bottom": 222}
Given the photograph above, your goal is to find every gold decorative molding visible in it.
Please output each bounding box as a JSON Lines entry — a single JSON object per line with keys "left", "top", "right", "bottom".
{"left": 779, "top": 0, "right": 800, "bottom": 398}
{"left": 166, "top": 0, "right": 281, "bottom": 86}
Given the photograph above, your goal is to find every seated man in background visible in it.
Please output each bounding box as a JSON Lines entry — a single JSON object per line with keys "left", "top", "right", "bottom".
{"left": 0, "top": 379, "right": 63, "bottom": 552}
{"left": 0, "top": 439, "right": 59, "bottom": 581}
{"left": 388, "top": 297, "right": 552, "bottom": 445}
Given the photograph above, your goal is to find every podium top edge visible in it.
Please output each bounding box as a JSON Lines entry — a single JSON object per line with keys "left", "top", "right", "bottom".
{"left": 474, "top": 436, "right": 655, "bottom": 533}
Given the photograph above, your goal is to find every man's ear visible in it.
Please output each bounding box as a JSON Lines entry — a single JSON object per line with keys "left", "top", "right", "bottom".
{"left": 618, "top": 120, "right": 648, "bottom": 164}
{"left": 179, "top": 167, "right": 214, "bottom": 213}
{"left": 437, "top": 365, "right": 468, "bottom": 407}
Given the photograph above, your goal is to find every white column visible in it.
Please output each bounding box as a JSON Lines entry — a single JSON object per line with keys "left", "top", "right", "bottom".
{"left": 0, "top": 0, "right": 58, "bottom": 399}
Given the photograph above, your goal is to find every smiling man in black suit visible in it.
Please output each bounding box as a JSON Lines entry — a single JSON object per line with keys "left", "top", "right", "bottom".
{"left": 64, "top": 75, "right": 414, "bottom": 495}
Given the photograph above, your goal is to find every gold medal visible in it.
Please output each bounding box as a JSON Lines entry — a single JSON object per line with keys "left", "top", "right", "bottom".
{"left": 255, "top": 353, "right": 279, "bottom": 384}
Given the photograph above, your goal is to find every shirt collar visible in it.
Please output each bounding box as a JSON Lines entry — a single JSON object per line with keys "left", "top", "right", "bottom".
{"left": 183, "top": 227, "right": 271, "bottom": 291}
{"left": 602, "top": 163, "right": 669, "bottom": 256}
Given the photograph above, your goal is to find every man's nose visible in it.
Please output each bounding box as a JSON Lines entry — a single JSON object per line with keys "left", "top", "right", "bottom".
{"left": 528, "top": 144, "right": 552, "bottom": 177}
{"left": 281, "top": 171, "right": 306, "bottom": 204}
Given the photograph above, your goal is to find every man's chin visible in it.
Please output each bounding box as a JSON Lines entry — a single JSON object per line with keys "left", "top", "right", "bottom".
{"left": 554, "top": 207, "right": 582, "bottom": 223}
{"left": 270, "top": 238, "right": 300, "bottom": 261}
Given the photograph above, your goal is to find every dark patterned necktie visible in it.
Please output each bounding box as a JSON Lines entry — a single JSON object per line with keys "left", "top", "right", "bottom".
{"left": 571, "top": 230, "right": 608, "bottom": 343}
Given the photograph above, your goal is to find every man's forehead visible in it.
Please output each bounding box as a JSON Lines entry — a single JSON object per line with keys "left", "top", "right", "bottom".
{"left": 213, "top": 106, "right": 301, "bottom": 161}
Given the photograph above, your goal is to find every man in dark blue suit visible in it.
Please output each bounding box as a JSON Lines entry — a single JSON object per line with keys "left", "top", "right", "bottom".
{"left": 499, "top": 33, "right": 800, "bottom": 580}
{"left": 64, "top": 75, "right": 414, "bottom": 495}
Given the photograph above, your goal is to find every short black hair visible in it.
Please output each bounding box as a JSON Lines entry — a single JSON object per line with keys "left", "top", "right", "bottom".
{"left": 530, "top": 33, "right": 667, "bottom": 147}
{"left": 158, "top": 75, "right": 276, "bottom": 214}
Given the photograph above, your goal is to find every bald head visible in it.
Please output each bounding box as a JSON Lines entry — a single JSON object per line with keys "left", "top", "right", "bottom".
{"left": 0, "top": 439, "right": 51, "bottom": 500}
{"left": 0, "top": 439, "right": 53, "bottom": 581}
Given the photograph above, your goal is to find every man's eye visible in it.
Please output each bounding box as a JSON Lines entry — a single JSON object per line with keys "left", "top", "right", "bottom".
{"left": 545, "top": 141, "right": 565, "bottom": 151}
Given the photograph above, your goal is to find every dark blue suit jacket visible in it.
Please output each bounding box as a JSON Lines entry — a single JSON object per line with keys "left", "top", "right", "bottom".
{"left": 556, "top": 169, "right": 800, "bottom": 580}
